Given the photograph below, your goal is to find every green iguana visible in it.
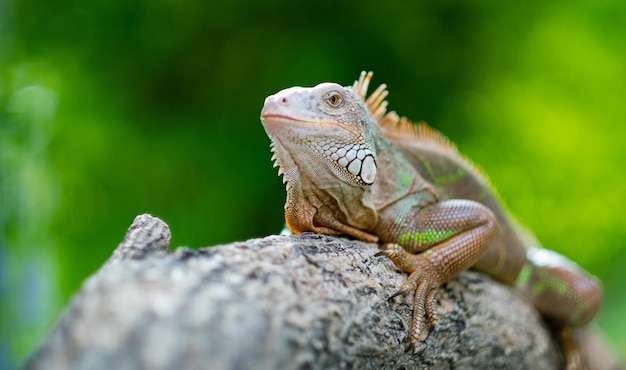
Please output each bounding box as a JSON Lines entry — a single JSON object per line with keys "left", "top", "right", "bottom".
{"left": 260, "top": 71, "right": 602, "bottom": 369}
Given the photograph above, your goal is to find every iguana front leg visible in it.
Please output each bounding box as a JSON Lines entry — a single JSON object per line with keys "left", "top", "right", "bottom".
{"left": 375, "top": 199, "right": 497, "bottom": 345}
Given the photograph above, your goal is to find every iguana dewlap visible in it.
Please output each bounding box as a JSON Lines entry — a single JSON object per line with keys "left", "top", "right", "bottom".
{"left": 260, "top": 72, "right": 602, "bottom": 368}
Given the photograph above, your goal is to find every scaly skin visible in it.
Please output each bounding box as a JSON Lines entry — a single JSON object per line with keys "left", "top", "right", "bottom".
{"left": 260, "top": 72, "right": 602, "bottom": 369}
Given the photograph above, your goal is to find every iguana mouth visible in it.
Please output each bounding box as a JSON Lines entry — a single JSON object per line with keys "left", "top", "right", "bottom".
{"left": 261, "top": 113, "right": 359, "bottom": 135}
{"left": 260, "top": 113, "right": 310, "bottom": 123}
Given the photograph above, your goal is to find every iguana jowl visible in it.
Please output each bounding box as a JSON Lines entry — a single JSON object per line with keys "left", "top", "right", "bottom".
{"left": 260, "top": 71, "right": 602, "bottom": 367}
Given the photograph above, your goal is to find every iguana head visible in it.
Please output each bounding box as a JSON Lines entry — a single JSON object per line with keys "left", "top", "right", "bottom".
{"left": 260, "top": 72, "right": 384, "bottom": 241}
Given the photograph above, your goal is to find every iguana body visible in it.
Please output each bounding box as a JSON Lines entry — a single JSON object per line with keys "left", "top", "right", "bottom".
{"left": 260, "top": 72, "right": 602, "bottom": 368}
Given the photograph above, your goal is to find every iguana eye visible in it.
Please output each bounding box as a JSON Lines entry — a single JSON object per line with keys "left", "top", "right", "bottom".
{"left": 325, "top": 92, "right": 343, "bottom": 107}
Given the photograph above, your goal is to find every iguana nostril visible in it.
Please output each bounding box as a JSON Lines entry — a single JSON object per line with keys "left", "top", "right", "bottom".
{"left": 280, "top": 97, "right": 288, "bottom": 105}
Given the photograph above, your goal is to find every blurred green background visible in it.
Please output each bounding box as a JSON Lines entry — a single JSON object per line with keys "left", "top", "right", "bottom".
{"left": 1, "top": 0, "right": 625, "bottom": 368}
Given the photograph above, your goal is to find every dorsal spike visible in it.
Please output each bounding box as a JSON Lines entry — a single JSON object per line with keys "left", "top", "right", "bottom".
{"left": 351, "top": 71, "right": 498, "bottom": 209}
{"left": 352, "top": 71, "right": 392, "bottom": 123}
{"left": 365, "top": 83, "right": 388, "bottom": 112}
{"left": 353, "top": 71, "right": 372, "bottom": 101}
{"left": 352, "top": 72, "right": 458, "bottom": 156}
{"left": 380, "top": 116, "right": 459, "bottom": 157}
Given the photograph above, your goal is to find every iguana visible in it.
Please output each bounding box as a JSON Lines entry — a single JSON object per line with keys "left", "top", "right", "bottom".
{"left": 260, "top": 71, "right": 603, "bottom": 369}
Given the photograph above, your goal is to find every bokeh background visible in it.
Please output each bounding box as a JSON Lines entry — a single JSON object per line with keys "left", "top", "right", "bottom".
{"left": 1, "top": 0, "right": 625, "bottom": 368}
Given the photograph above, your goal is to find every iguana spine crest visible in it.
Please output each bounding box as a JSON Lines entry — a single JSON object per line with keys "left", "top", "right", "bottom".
{"left": 354, "top": 71, "right": 493, "bottom": 191}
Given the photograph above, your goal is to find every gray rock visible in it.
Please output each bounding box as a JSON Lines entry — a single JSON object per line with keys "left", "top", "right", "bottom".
{"left": 25, "top": 214, "right": 566, "bottom": 370}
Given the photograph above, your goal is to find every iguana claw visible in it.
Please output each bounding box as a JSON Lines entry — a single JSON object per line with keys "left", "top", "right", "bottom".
{"left": 377, "top": 244, "right": 443, "bottom": 343}
{"left": 374, "top": 243, "right": 396, "bottom": 258}
{"left": 404, "top": 342, "right": 416, "bottom": 353}
{"left": 388, "top": 288, "right": 411, "bottom": 302}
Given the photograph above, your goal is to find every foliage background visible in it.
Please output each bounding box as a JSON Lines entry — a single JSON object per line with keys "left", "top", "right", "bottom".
{"left": 1, "top": 0, "right": 625, "bottom": 367}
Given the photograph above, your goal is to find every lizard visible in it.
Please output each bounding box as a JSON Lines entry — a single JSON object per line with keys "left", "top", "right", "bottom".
{"left": 259, "top": 71, "right": 603, "bottom": 369}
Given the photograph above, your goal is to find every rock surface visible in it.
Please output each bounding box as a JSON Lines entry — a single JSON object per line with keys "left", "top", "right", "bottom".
{"left": 25, "top": 214, "right": 565, "bottom": 370}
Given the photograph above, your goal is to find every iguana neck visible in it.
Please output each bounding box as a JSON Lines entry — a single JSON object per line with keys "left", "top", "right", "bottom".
{"left": 369, "top": 124, "right": 434, "bottom": 212}
{"left": 270, "top": 138, "right": 379, "bottom": 241}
